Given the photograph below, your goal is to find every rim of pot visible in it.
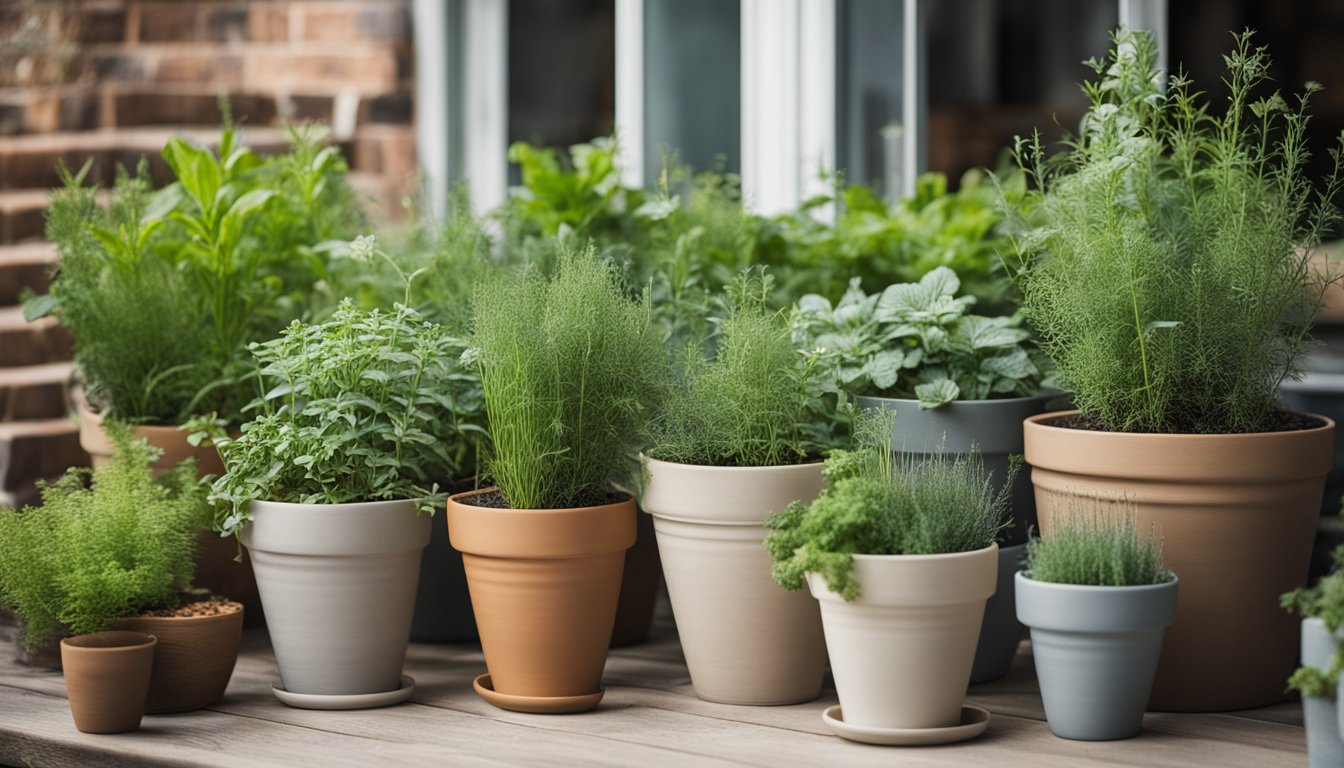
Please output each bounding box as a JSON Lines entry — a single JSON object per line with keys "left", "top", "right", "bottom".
{"left": 640, "top": 454, "right": 824, "bottom": 473}
{"left": 447, "top": 486, "right": 635, "bottom": 511}
{"left": 250, "top": 497, "right": 423, "bottom": 511}
{"left": 61, "top": 631, "right": 158, "bottom": 651}
{"left": 849, "top": 542, "right": 999, "bottom": 563}
{"left": 854, "top": 389, "right": 1069, "bottom": 406}
{"left": 1024, "top": 410, "right": 1336, "bottom": 438}
{"left": 1017, "top": 569, "right": 1179, "bottom": 593}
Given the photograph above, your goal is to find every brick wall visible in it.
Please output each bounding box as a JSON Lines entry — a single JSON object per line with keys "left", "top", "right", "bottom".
{"left": 0, "top": 0, "right": 417, "bottom": 216}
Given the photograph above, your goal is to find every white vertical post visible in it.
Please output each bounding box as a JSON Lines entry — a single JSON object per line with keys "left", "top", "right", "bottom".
{"left": 1119, "top": 0, "right": 1168, "bottom": 76}
{"left": 615, "top": 0, "right": 645, "bottom": 188}
{"left": 412, "top": 0, "right": 448, "bottom": 220}
{"left": 741, "top": 0, "right": 837, "bottom": 216}
{"left": 900, "top": 0, "right": 926, "bottom": 198}
{"left": 463, "top": 0, "right": 509, "bottom": 215}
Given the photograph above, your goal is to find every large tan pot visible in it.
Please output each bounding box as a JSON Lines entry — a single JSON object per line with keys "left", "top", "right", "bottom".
{"left": 75, "top": 392, "right": 263, "bottom": 625}
{"left": 642, "top": 458, "right": 828, "bottom": 705}
{"left": 1024, "top": 411, "right": 1334, "bottom": 711}
{"left": 447, "top": 488, "right": 635, "bottom": 714}
{"left": 113, "top": 600, "right": 243, "bottom": 713}
{"left": 808, "top": 545, "right": 997, "bottom": 729}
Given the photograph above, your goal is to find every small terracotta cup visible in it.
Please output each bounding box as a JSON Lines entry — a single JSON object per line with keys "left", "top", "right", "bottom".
{"left": 60, "top": 631, "right": 157, "bottom": 734}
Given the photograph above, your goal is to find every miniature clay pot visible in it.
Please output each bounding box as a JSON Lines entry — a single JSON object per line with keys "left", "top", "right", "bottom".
{"left": 60, "top": 631, "right": 156, "bottom": 734}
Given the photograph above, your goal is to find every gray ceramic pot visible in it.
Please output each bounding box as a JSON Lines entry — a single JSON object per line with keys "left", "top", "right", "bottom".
{"left": 1016, "top": 572, "right": 1178, "bottom": 741}
{"left": 857, "top": 393, "right": 1061, "bottom": 683}
{"left": 1302, "top": 618, "right": 1344, "bottom": 768}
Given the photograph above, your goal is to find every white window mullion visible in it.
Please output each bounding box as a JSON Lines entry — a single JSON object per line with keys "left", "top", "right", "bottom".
{"left": 412, "top": 0, "right": 449, "bottom": 221}
{"left": 799, "top": 0, "right": 837, "bottom": 216}
{"left": 1118, "top": 0, "right": 1168, "bottom": 76}
{"left": 615, "top": 0, "right": 645, "bottom": 189}
{"left": 463, "top": 0, "right": 509, "bottom": 215}
{"left": 900, "top": 0, "right": 926, "bottom": 198}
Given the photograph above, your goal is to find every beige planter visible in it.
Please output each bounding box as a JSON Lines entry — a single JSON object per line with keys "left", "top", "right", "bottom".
{"left": 642, "top": 458, "right": 827, "bottom": 705}
{"left": 242, "top": 499, "right": 430, "bottom": 701}
{"left": 808, "top": 545, "right": 997, "bottom": 730}
{"left": 1025, "top": 411, "right": 1334, "bottom": 711}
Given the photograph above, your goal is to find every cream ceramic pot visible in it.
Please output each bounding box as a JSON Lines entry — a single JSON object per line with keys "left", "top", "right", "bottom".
{"left": 242, "top": 499, "right": 430, "bottom": 697}
{"left": 642, "top": 458, "right": 827, "bottom": 705}
{"left": 807, "top": 544, "right": 998, "bottom": 730}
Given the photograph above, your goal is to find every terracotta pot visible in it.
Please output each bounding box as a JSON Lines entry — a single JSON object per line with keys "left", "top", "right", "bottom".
{"left": 447, "top": 488, "right": 635, "bottom": 713}
{"left": 1024, "top": 410, "right": 1334, "bottom": 711}
{"left": 74, "top": 392, "right": 264, "bottom": 625}
{"left": 807, "top": 545, "right": 997, "bottom": 729}
{"left": 60, "top": 631, "right": 156, "bottom": 734}
{"left": 1017, "top": 572, "right": 1179, "bottom": 740}
{"left": 242, "top": 499, "right": 430, "bottom": 698}
{"left": 112, "top": 601, "right": 243, "bottom": 713}
{"left": 642, "top": 458, "right": 827, "bottom": 705}
{"left": 611, "top": 509, "right": 663, "bottom": 647}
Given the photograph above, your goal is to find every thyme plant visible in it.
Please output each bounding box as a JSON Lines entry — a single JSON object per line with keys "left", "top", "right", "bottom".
{"left": 1010, "top": 29, "right": 1343, "bottom": 434}
{"left": 1025, "top": 510, "right": 1170, "bottom": 587}
{"left": 210, "top": 295, "right": 485, "bottom": 536}
{"left": 644, "top": 270, "right": 835, "bottom": 467}
{"left": 765, "top": 409, "right": 1012, "bottom": 601}
{"left": 0, "top": 427, "right": 208, "bottom": 649}
{"left": 467, "top": 244, "right": 663, "bottom": 510}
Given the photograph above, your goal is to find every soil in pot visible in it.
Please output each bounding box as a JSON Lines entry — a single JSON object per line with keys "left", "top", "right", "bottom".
{"left": 447, "top": 488, "right": 634, "bottom": 712}
{"left": 112, "top": 595, "right": 243, "bottom": 713}
{"left": 60, "top": 631, "right": 156, "bottom": 734}
{"left": 1025, "top": 411, "right": 1333, "bottom": 711}
{"left": 1016, "top": 572, "right": 1178, "bottom": 740}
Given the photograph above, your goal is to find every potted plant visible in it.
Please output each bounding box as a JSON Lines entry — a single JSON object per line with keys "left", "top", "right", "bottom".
{"left": 1283, "top": 542, "right": 1344, "bottom": 768}
{"left": 448, "top": 245, "right": 662, "bottom": 714}
{"left": 59, "top": 631, "right": 157, "bottom": 734}
{"left": 793, "top": 265, "right": 1056, "bottom": 683}
{"left": 1017, "top": 511, "right": 1177, "bottom": 740}
{"left": 640, "top": 270, "right": 836, "bottom": 705}
{"left": 1012, "top": 29, "right": 1341, "bottom": 711}
{"left": 210, "top": 279, "right": 482, "bottom": 708}
{"left": 765, "top": 410, "right": 1006, "bottom": 745}
{"left": 0, "top": 427, "right": 242, "bottom": 716}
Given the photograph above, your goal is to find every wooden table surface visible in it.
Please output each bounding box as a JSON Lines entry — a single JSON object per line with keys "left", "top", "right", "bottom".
{"left": 0, "top": 606, "right": 1308, "bottom": 767}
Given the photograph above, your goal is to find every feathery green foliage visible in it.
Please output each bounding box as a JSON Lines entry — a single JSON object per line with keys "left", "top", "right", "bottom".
{"left": 1025, "top": 509, "right": 1170, "bottom": 587}
{"left": 793, "top": 266, "right": 1050, "bottom": 409}
{"left": 765, "top": 409, "right": 1012, "bottom": 600}
{"left": 468, "top": 244, "right": 663, "bottom": 509}
{"left": 210, "top": 297, "right": 485, "bottom": 535}
{"left": 1283, "top": 537, "right": 1344, "bottom": 698}
{"left": 0, "top": 427, "right": 208, "bottom": 649}
{"left": 1010, "top": 29, "right": 1343, "bottom": 434}
{"left": 644, "top": 270, "right": 835, "bottom": 467}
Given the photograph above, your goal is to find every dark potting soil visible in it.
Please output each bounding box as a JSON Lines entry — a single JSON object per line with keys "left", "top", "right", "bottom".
{"left": 139, "top": 595, "right": 242, "bottom": 618}
{"left": 457, "top": 489, "right": 628, "bottom": 509}
{"left": 1043, "top": 410, "right": 1326, "bottom": 434}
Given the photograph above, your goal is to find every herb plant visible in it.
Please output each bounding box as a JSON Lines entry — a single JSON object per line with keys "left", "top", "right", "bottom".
{"left": 793, "top": 266, "right": 1049, "bottom": 409}
{"left": 644, "top": 270, "right": 835, "bottom": 467}
{"left": 765, "top": 409, "right": 1012, "bottom": 600}
{"left": 1010, "top": 29, "right": 1343, "bottom": 434}
{"left": 1024, "top": 510, "right": 1170, "bottom": 587}
{"left": 467, "top": 244, "right": 663, "bottom": 510}
{"left": 209, "top": 295, "right": 485, "bottom": 536}
{"left": 1283, "top": 541, "right": 1344, "bottom": 698}
{"left": 0, "top": 426, "right": 208, "bottom": 649}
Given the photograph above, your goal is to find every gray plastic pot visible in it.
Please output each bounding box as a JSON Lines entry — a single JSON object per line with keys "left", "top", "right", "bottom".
{"left": 243, "top": 499, "right": 430, "bottom": 697}
{"left": 1016, "top": 572, "right": 1178, "bottom": 740}
{"left": 1302, "top": 617, "right": 1344, "bottom": 768}
{"left": 857, "top": 393, "right": 1059, "bottom": 683}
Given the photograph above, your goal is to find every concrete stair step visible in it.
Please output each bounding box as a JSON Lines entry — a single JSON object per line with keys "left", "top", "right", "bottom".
{"left": 0, "top": 417, "right": 86, "bottom": 507}
{"left": 0, "top": 241, "right": 57, "bottom": 304}
{"left": 0, "top": 305, "right": 72, "bottom": 368}
{"left": 0, "top": 361, "right": 74, "bottom": 422}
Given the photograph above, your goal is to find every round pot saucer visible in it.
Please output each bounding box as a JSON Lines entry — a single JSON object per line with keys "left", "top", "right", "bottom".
{"left": 473, "top": 674, "right": 604, "bottom": 714}
{"left": 821, "top": 704, "right": 990, "bottom": 746}
{"left": 272, "top": 675, "right": 415, "bottom": 710}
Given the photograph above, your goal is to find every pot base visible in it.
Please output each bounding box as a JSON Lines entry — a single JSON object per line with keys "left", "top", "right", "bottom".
{"left": 272, "top": 675, "right": 415, "bottom": 710}
{"left": 473, "top": 674, "right": 604, "bottom": 714}
{"left": 821, "top": 704, "right": 990, "bottom": 746}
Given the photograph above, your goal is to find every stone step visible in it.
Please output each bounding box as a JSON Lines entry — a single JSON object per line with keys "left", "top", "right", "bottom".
{"left": 0, "top": 417, "right": 86, "bottom": 508}
{"left": 0, "top": 125, "right": 291, "bottom": 191}
{"left": 0, "top": 361, "right": 73, "bottom": 422}
{"left": 0, "top": 190, "right": 49, "bottom": 244}
{"left": 0, "top": 305, "right": 72, "bottom": 368}
{"left": 0, "top": 241, "right": 57, "bottom": 304}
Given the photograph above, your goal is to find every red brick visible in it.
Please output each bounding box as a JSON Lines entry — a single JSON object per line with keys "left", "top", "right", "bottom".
{"left": 358, "top": 89, "right": 412, "bottom": 124}
{"left": 288, "top": 94, "right": 334, "bottom": 123}
{"left": 77, "top": 1, "right": 129, "bottom": 44}
{"left": 112, "top": 89, "right": 275, "bottom": 128}
{"left": 247, "top": 4, "right": 289, "bottom": 43}
{"left": 137, "top": 2, "right": 199, "bottom": 42}
{"left": 156, "top": 52, "right": 242, "bottom": 85}
{"left": 202, "top": 6, "right": 248, "bottom": 43}
{"left": 351, "top": 125, "right": 416, "bottom": 178}
{"left": 243, "top": 50, "right": 397, "bottom": 93}
{"left": 301, "top": 4, "right": 407, "bottom": 43}
{"left": 89, "top": 52, "right": 147, "bottom": 83}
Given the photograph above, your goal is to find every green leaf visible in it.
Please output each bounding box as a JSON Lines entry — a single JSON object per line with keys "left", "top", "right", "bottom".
{"left": 919, "top": 266, "right": 961, "bottom": 298}
{"left": 915, "top": 378, "right": 960, "bottom": 409}
{"left": 958, "top": 315, "right": 1030, "bottom": 350}
{"left": 22, "top": 293, "right": 57, "bottom": 322}
{"left": 981, "top": 347, "right": 1038, "bottom": 380}
{"left": 866, "top": 349, "right": 905, "bottom": 390}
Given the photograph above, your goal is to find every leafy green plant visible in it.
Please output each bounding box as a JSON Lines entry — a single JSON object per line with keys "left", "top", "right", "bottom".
{"left": 467, "top": 244, "right": 663, "bottom": 510}
{"left": 0, "top": 426, "right": 208, "bottom": 649}
{"left": 792, "top": 266, "right": 1050, "bottom": 409}
{"left": 1009, "top": 29, "right": 1344, "bottom": 434}
{"left": 644, "top": 269, "right": 836, "bottom": 467}
{"left": 765, "top": 409, "right": 1012, "bottom": 600}
{"left": 1283, "top": 512, "right": 1344, "bottom": 699}
{"left": 502, "top": 138, "right": 644, "bottom": 244}
{"left": 1024, "top": 510, "right": 1170, "bottom": 587}
{"left": 209, "top": 294, "right": 485, "bottom": 536}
